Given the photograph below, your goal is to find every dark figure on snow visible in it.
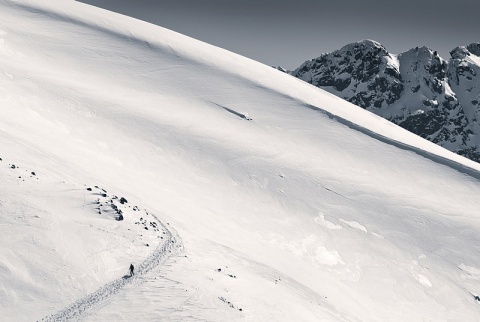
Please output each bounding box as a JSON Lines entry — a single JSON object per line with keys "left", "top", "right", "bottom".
{"left": 129, "top": 263, "right": 134, "bottom": 277}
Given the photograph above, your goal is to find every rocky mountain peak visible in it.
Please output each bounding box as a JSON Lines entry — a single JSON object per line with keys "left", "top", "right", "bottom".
{"left": 398, "top": 46, "right": 447, "bottom": 96}
{"left": 338, "top": 39, "right": 388, "bottom": 58}
{"left": 292, "top": 40, "right": 403, "bottom": 110}
{"left": 450, "top": 46, "right": 471, "bottom": 59}
{"left": 291, "top": 40, "right": 480, "bottom": 162}
{"left": 466, "top": 43, "right": 480, "bottom": 56}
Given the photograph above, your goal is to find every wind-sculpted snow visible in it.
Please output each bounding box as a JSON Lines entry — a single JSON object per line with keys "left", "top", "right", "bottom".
{"left": 41, "top": 215, "right": 181, "bottom": 322}
{"left": 303, "top": 103, "right": 480, "bottom": 180}
{"left": 1, "top": 1, "right": 480, "bottom": 321}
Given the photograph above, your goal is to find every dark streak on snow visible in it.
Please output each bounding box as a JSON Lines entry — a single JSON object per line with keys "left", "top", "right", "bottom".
{"left": 214, "top": 103, "right": 252, "bottom": 121}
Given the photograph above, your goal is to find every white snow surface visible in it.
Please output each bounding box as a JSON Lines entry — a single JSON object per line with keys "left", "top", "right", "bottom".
{"left": 1, "top": 0, "right": 480, "bottom": 321}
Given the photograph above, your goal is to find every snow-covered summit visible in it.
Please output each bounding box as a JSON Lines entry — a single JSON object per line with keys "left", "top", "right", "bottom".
{"left": 292, "top": 40, "right": 480, "bottom": 162}
{"left": 1, "top": 2, "right": 480, "bottom": 321}
{"left": 339, "top": 39, "right": 387, "bottom": 53}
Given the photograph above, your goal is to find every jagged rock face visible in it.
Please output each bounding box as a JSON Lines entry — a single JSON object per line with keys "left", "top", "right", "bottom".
{"left": 291, "top": 40, "right": 480, "bottom": 163}
{"left": 294, "top": 40, "right": 404, "bottom": 110}
{"left": 446, "top": 44, "right": 480, "bottom": 161}
{"left": 395, "top": 47, "right": 470, "bottom": 152}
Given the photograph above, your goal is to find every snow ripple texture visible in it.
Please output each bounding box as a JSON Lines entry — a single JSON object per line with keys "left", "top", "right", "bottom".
{"left": 40, "top": 216, "right": 181, "bottom": 322}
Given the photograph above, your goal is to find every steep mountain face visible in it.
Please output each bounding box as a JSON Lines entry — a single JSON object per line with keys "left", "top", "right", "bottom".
{"left": 291, "top": 40, "right": 480, "bottom": 162}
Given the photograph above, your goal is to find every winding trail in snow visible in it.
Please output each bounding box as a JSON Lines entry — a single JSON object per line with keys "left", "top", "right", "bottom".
{"left": 40, "top": 214, "right": 182, "bottom": 322}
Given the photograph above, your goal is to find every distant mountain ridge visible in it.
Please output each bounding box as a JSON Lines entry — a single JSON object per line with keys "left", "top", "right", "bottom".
{"left": 290, "top": 40, "right": 480, "bottom": 162}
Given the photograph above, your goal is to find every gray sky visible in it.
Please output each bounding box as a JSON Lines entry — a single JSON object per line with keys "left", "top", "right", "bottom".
{"left": 78, "top": 0, "right": 480, "bottom": 70}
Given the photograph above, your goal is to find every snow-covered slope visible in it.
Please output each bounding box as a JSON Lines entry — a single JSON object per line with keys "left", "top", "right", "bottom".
{"left": 1, "top": 1, "right": 480, "bottom": 321}
{"left": 292, "top": 40, "right": 480, "bottom": 162}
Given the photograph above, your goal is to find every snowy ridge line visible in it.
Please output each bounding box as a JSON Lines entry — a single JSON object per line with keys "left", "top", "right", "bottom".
{"left": 303, "top": 103, "right": 480, "bottom": 179}
{"left": 40, "top": 215, "right": 182, "bottom": 322}
{"left": 10, "top": 1, "right": 158, "bottom": 54}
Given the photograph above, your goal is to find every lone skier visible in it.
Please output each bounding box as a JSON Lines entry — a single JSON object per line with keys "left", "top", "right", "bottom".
{"left": 129, "top": 263, "right": 134, "bottom": 277}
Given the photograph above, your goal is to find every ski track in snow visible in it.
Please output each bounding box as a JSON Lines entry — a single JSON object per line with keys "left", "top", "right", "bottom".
{"left": 40, "top": 214, "right": 182, "bottom": 322}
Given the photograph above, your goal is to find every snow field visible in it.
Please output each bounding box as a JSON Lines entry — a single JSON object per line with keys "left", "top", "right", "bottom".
{"left": 0, "top": 0, "right": 479, "bottom": 320}
{"left": 0, "top": 155, "right": 177, "bottom": 321}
